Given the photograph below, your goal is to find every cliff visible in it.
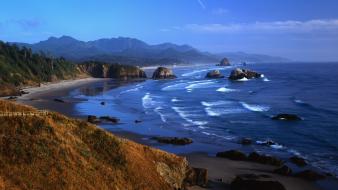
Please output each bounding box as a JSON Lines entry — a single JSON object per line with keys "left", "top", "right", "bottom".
{"left": 0, "top": 100, "right": 189, "bottom": 190}
{"left": 77, "top": 61, "right": 147, "bottom": 80}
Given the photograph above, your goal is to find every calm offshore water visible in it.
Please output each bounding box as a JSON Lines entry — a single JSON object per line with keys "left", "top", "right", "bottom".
{"left": 70, "top": 62, "right": 338, "bottom": 176}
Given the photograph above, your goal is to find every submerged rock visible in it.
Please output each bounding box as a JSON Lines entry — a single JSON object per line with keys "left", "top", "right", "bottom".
{"left": 274, "top": 165, "right": 293, "bottom": 176}
{"left": 294, "top": 170, "right": 325, "bottom": 181}
{"left": 272, "top": 114, "right": 302, "bottom": 121}
{"left": 152, "top": 67, "right": 177, "bottom": 79}
{"left": 229, "top": 68, "right": 262, "bottom": 80}
{"left": 248, "top": 152, "right": 283, "bottom": 166}
{"left": 216, "top": 150, "right": 247, "bottom": 161}
{"left": 99, "top": 116, "right": 119, "bottom": 124}
{"left": 87, "top": 115, "right": 100, "bottom": 124}
{"left": 205, "top": 70, "right": 224, "bottom": 79}
{"left": 100, "top": 101, "right": 105, "bottom": 105}
{"left": 231, "top": 174, "right": 286, "bottom": 190}
{"left": 217, "top": 58, "right": 231, "bottom": 66}
{"left": 184, "top": 167, "right": 208, "bottom": 187}
{"left": 240, "top": 138, "right": 252, "bottom": 145}
{"left": 289, "top": 156, "right": 307, "bottom": 167}
{"left": 134, "top": 120, "right": 142, "bottom": 123}
{"left": 152, "top": 137, "right": 193, "bottom": 145}
{"left": 53, "top": 98, "right": 65, "bottom": 103}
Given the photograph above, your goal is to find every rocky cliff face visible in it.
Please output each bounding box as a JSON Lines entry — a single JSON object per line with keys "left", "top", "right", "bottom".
{"left": 77, "top": 62, "right": 147, "bottom": 79}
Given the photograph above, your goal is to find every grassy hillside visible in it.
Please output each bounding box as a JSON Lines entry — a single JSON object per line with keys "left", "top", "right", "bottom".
{"left": 0, "top": 100, "right": 189, "bottom": 190}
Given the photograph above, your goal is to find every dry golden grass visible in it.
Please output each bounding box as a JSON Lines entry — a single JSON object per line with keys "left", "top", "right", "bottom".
{"left": 0, "top": 100, "right": 188, "bottom": 190}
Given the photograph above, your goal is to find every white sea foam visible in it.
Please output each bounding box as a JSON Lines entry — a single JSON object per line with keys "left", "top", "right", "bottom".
{"left": 142, "top": 93, "right": 161, "bottom": 109}
{"left": 120, "top": 86, "right": 143, "bottom": 94}
{"left": 270, "top": 144, "right": 284, "bottom": 149}
{"left": 263, "top": 78, "right": 270, "bottom": 82}
{"left": 201, "top": 101, "right": 230, "bottom": 107}
{"left": 171, "top": 98, "right": 180, "bottom": 102}
{"left": 237, "top": 77, "right": 249, "bottom": 81}
{"left": 172, "top": 106, "right": 207, "bottom": 126}
{"left": 294, "top": 99, "right": 305, "bottom": 104}
{"left": 154, "top": 106, "right": 167, "bottom": 122}
{"left": 162, "top": 83, "right": 187, "bottom": 91}
{"left": 205, "top": 107, "right": 221, "bottom": 116}
{"left": 205, "top": 107, "right": 245, "bottom": 116}
{"left": 185, "top": 81, "right": 216, "bottom": 90}
{"left": 216, "top": 87, "right": 237, "bottom": 93}
{"left": 240, "top": 102, "right": 270, "bottom": 112}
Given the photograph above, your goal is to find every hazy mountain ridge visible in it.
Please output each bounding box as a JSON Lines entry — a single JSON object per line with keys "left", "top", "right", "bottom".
{"left": 14, "top": 36, "right": 290, "bottom": 65}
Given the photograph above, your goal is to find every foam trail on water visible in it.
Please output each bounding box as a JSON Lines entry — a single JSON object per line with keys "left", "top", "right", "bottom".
{"left": 240, "top": 102, "right": 270, "bottom": 112}
{"left": 201, "top": 101, "right": 230, "bottom": 107}
{"left": 154, "top": 106, "right": 167, "bottom": 122}
{"left": 172, "top": 106, "right": 207, "bottom": 126}
{"left": 216, "top": 87, "right": 237, "bottom": 93}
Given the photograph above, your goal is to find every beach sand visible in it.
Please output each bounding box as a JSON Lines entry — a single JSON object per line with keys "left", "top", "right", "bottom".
{"left": 13, "top": 77, "right": 325, "bottom": 190}
{"left": 16, "top": 78, "right": 110, "bottom": 117}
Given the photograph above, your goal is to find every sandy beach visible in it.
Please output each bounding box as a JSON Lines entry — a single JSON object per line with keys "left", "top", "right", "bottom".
{"left": 13, "top": 77, "right": 330, "bottom": 190}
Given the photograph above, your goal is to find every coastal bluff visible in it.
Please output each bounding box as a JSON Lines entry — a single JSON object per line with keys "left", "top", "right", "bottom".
{"left": 77, "top": 61, "right": 147, "bottom": 80}
{"left": 0, "top": 99, "right": 204, "bottom": 190}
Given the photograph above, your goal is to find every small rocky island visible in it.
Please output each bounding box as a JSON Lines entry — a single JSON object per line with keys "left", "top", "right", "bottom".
{"left": 229, "top": 68, "right": 262, "bottom": 80}
{"left": 152, "top": 67, "right": 177, "bottom": 79}
{"left": 216, "top": 57, "right": 231, "bottom": 66}
{"left": 205, "top": 70, "right": 224, "bottom": 79}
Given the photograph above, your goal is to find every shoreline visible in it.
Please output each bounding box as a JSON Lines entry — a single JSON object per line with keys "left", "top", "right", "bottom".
{"left": 12, "top": 77, "right": 335, "bottom": 190}
{"left": 18, "top": 77, "right": 109, "bottom": 100}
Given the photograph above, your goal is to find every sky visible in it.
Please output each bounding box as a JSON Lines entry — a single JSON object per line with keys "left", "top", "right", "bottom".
{"left": 1, "top": 0, "right": 338, "bottom": 61}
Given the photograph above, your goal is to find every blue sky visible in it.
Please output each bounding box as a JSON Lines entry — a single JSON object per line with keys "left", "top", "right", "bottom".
{"left": 1, "top": 0, "right": 338, "bottom": 61}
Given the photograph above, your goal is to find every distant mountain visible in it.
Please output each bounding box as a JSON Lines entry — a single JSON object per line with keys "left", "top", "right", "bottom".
{"left": 14, "top": 36, "right": 290, "bottom": 65}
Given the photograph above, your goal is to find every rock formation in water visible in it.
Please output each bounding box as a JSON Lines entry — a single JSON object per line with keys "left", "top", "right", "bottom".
{"left": 77, "top": 61, "right": 147, "bottom": 80}
{"left": 205, "top": 70, "right": 224, "bottom": 79}
{"left": 152, "top": 67, "right": 177, "bottom": 79}
{"left": 216, "top": 58, "right": 231, "bottom": 66}
{"left": 229, "top": 68, "right": 262, "bottom": 80}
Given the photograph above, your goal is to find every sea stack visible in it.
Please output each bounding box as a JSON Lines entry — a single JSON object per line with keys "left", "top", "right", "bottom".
{"left": 217, "top": 58, "right": 231, "bottom": 66}
{"left": 229, "top": 68, "right": 262, "bottom": 80}
{"left": 205, "top": 70, "right": 224, "bottom": 79}
{"left": 152, "top": 67, "right": 177, "bottom": 79}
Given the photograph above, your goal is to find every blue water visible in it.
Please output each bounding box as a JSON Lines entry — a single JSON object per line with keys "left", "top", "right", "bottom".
{"left": 70, "top": 62, "right": 338, "bottom": 177}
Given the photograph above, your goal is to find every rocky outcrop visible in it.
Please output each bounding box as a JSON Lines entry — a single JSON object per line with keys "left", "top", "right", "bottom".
{"left": 274, "top": 165, "right": 293, "bottom": 176}
{"left": 184, "top": 167, "right": 208, "bottom": 187}
{"left": 205, "top": 70, "right": 224, "bottom": 79}
{"left": 216, "top": 150, "right": 247, "bottom": 161}
{"left": 152, "top": 67, "right": 176, "bottom": 79}
{"left": 217, "top": 58, "right": 230, "bottom": 66}
{"left": 87, "top": 115, "right": 101, "bottom": 124}
{"left": 289, "top": 156, "right": 307, "bottom": 167}
{"left": 248, "top": 152, "right": 283, "bottom": 166}
{"left": 272, "top": 114, "right": 302, "bottom": 121}
{"left": 77, "top": 62, "right": 147, "bottom": 80}
{"left": 240, "top": 138, "right": 252, "bottom": 145}
{"left": 229, "top": 68, "right": 262, "bottom": 80}
{"left": 294, "top": 170, "right": 325, "bottom": 181}
{"left": 99, "top": 116, "right": 119, "bottom": 124}
{"left": 231, "top": 174, "right": 286, "bottom": 190}
{"left": 152, "top": 137, "right": 193, "bottom": 145}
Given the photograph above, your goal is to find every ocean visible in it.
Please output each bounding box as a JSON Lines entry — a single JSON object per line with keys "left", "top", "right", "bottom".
{"left": 69, "top": 62, "right": 338, "bottom": 177}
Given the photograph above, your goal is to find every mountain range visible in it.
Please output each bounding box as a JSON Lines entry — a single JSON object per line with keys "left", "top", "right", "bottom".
{"left": 14, "top": 36, "right": 290, "bottom": 66}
